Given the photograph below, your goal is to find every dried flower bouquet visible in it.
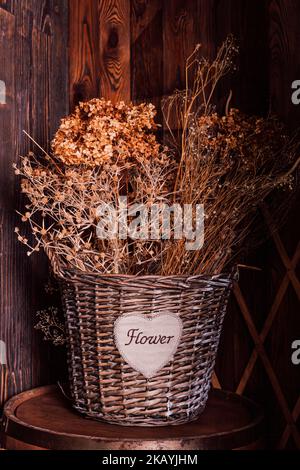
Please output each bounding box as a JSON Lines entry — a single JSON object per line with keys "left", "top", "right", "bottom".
{"left": 15, "top": 37, "right": 299, "bottom": 277}
{"left": 15, "top": 100, "right": 174, "bottom": 275}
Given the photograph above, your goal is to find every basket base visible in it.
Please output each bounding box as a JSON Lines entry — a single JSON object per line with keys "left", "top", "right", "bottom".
{"left": 72, "top": 404, "right": 206, "bottom": 427}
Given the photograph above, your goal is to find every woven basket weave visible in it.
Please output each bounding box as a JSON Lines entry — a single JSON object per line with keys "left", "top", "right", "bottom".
{"left": 60, "top": 269, "right": 233, "bottom": 426}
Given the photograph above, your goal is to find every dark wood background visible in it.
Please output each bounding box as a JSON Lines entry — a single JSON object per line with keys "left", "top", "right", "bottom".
{"left": 0, "top": 0, "right": 68, "bottom": 406}
{"left": 0, "top": 0, "right": 299, "bottom": 449}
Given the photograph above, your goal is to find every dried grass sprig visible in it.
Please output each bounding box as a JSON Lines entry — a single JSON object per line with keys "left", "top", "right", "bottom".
{"left": 161, "top": 38, "right": 300, "bottom": 275}
{"left": 35, "top": 307, "right": 65, "bottom": 346}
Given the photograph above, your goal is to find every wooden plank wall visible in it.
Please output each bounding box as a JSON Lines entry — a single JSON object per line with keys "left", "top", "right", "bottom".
{"left": 0, "top": 0, "right": 299, "bottom": 449}
{"left": 69, "top": 0, "right": 300, "bottom": 448}
{"left": 0, "top": 0, "right": 68, "bottom": 407}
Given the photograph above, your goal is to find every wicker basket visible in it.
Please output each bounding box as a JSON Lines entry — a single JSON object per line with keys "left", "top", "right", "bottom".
{"left": 60, "top": 269, "right": 233, "bottom": 426}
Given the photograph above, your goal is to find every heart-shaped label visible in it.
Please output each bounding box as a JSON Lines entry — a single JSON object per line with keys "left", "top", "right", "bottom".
{"left": 114, "top": 313, "right": 183, "bottom": 378}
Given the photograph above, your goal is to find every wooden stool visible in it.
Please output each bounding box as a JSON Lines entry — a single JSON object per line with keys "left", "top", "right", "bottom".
{"left": 1, "top": 385, "right": 264, "bottom": 450}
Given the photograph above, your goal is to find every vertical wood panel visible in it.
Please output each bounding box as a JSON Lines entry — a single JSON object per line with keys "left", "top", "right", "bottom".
{"left": 0, "top": 8, "right": 15, "bottom": 195}
{"left": 0, "top": 1, "right": 68, "bottom": 408}
{"left": 163, "top": 0, "right": 199, "bottom": 94}
{"left": 32, "top": 28, "right": 50, "bottom": 147}
{"left": 215, "top": 0, "right": 269, "bottom": 114}
{"left": 0, "top": 7, "right": 16, "bottom": 408}
{"left": 37, "top": 0, "right": 69, "bottom": 136}
{"left": 0, "top": 5, "right": 35, "bottom": 406}
{"left": 210, "top": 0, "right": 270, "bottom": 392}
{"left": 131, "top": 0, "right": 163, "bottom": 114}
{"left": 99, "top": 0, "right": 130, "bottom": 102}
{"left": 197, "top": 0, "right": 216, "bottom": 60}
{"left": 69, "top": 0, "right": 100, "bottom": 110}
{"left": 269, "top": 0, "right": 300, "bottom": 128}
{"left": 267, "top": 0, "right": 300, "bottom": 447}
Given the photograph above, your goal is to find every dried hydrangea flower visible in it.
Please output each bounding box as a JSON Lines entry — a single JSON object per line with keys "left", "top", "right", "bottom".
{"left": 52, "top": 99, "right": 161, "bottom": 167}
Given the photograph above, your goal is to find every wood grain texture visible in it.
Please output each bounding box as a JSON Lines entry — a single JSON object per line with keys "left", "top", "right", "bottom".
{"left": 214, "top": 0, "right": 269, "bottom": 114}
{"left": 161, "top": 0, "right": 216, "bottom": 133}
{"left": 40, "top": 1, "right": 69, "bottom": 136}
{"left": 0, "top": 7, "right": 15, "bottom": 197}
{"left": 99, "top": 0, "right": 131, "bottom": 102}
{"left": 3, "top": 436, "right": 46, "bottom": 450}
{"left": 267, "top": 0, "right": 300, "bottom": 447}
{"left": 0, "top": 1, "right": 68, "bottom": 409}
{"left": 0, "top": 6, "right": 24, "bottom": 408}
{"left": 131, "top": 0, "right": 163, "bottom": 114}
{"left": 0, "top": 0, "right": 298, "bottom": 449}
{"left": 196, "top": 0, "right": 216, "bottom": 60}
{"left": 163, "top": 0, "right": 199, "bottom": 94}
{"left": 210, "top": 1, "right": 278, "bottom": 446}
{"left": 2, "top": 385, "right": 264, "bottom": 450}
{"left": 269, "top": 0, "right": 300, "bottom": 128}
{"left": 69, "top": 0, "right": 100, "bottom": 110}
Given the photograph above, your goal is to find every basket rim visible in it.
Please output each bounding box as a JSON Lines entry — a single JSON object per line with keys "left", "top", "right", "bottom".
{"left": 58, "top": 267, "right": 238, "bottom": 289}
{"left": 61, "top": 266, "right": 236, "bottom": 281}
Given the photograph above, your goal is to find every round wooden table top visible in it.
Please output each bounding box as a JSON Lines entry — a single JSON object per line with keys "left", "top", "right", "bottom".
{"left": 2, "top": 385, "right": 264, "bottom": 450}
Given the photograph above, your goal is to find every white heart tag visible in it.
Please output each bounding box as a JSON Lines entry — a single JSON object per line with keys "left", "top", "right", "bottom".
{"left": 114, "top": 313, "right": 183, "bottom": 379}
